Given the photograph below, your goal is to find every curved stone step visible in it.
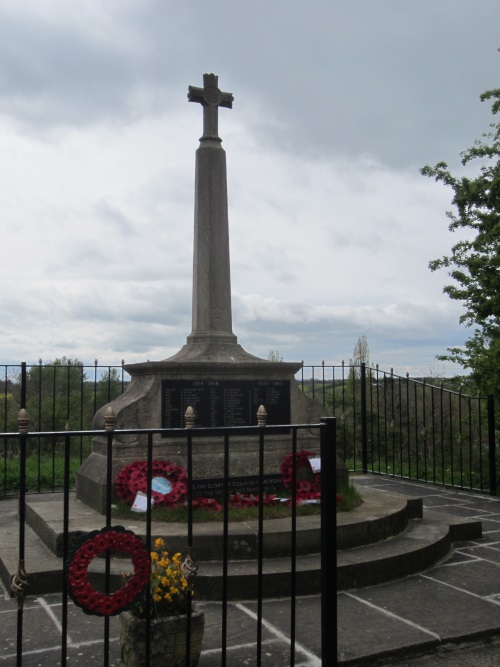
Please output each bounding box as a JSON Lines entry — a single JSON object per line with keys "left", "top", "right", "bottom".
{"left": 194, "top": 510, "right": 481, "bottom": 599}
{"left": 25, "top": 486, "right": 420, "bottom": 560}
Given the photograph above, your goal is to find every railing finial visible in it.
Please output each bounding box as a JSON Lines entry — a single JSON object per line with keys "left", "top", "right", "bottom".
{"left": 104, "top": 406, "right": 116, "bottom": 431}
{"left": 17, "top": 408, "right": 29, "bottom": 433}
{"left": 257, "top": 404, "right": 267, "bottom": 427}
{"left": 185, "top": 406, "right": 195, "bottom": 429}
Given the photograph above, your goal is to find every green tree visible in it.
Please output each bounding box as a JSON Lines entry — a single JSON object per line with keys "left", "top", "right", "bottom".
{"left": 421, "top": 83, "right": 500, "bottom": 397}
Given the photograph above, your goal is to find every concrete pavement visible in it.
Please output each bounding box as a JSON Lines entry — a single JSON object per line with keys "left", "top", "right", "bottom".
{"left": 2, "top": 474, "right": 500, "bottom": 665}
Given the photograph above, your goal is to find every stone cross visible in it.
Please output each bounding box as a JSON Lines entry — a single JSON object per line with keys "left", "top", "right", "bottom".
{"left": 188, "top": 73, "right": 233, "bottom": 141}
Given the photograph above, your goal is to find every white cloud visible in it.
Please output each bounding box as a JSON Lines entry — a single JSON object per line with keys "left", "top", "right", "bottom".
{"left": 1, "top": 0, "right": 496, "bottom": 377}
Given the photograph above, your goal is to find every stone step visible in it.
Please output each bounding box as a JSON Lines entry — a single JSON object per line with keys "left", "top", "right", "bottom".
{"left": 24, "top": 486, "right": 421, "bottom": 560}
{"left": 195, "top": 511, "right": 481, "bottom": 599}
{"left": 0, "top": 489, "right": 482, "bottom": 599}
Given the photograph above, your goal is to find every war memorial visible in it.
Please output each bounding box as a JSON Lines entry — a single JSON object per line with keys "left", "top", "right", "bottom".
{"left": 75, "top": 73, "right": 344, "bottom": 515}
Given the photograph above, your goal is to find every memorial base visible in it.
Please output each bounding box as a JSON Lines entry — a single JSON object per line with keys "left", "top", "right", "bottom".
{"left": 76, "top": 353, "right": 347, "bottom": 515}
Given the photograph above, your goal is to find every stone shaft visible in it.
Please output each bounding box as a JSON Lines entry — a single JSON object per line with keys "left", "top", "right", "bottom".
{"left": 189, "top": 74, "right": 235, "bottom": 340}
{"left": 191, "top": 142, "right": 233, "bottom": 337}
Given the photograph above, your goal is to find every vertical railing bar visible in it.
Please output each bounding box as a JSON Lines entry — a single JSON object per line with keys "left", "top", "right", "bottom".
{"left": 79, "top": 365, "right": 84, "bottom": 462}
{"left": 15, "top": 363, "right": 28, "bottom": 667}
{"left": 332, "top": 366, "right": 336, "bottom": 416}
{"left": 406, "top": 374, "right": 411, "bottom": 479}
{"left": 320, "top": 417, "right": 337, "bottom": 666}
{"left": 398, "top": 376, "right": 403, "bottom": 477}
{"left": 488, "top": 395, "right": 496, "bottom": 496}
{"left": 422, "top": 379, "right": 427, "bottom": 481}
{"left": 256, "top": 425, "right": 265, "bottom": 667}
{"left": 60, "top": 431, "right": 71, "bottom": 666}
{"left": 431, "top": 386, "right": 436, "bottom": 484}
{"left": 37, "top": 360, "right": 42, "bottom": 493}
{"left": 449, "top": 392, "right": 454, "bottom": 487}
{"left": 383, "top": 372, "right": 388, "bottom": 474}
{"left": 221, "top": 432, "right": 230, "bottom": 667}
{"left": 458, "top": 386, "right": 464, "bottom": 488}
{"left": 322, "top": 360, "right": 326, "bottom": 408}
{"left": 2, "top": 365, "right": 6, "bottom": 493}
{"left": 352, "top": 366, "right": 357, "bottom": 470}
{"left": 478, "top": 394, "right": 484, "bottom": 491}
{"left": 93, "top": 359, "right": 98, "bottom": 418}
{"left": 468, "top": 396, "right": 473, "bottom": 489}
{"left": 440, "top": 382, "right": 445, "bottom": 486}
{"left": 52, "top": 365, "right": 57, "bottom": 490}
{"left": 360, "top": 363, "right": 368, "bottom": 473}
{"left": 66, "top": 361, "right": 71, "bottom": 428}
{"left": 185, "top": 427, "right": 193, "bottom": 667}
{"left": 145, "top": 431, "right": 154, "bottom": 666}
{"left": 414, "top": 381, "right": 419, "bottom": 481}
{"left": 376, "top": 366, "right": 381, "bottom": 474}
{"left": 391, "top": 369, "right": 395, "bottom": 475}
{"left": 289, "top": 427, "right": 298, "bottom": 667}
{"left": 341, "top": 361, "right": 346, "bottom": 464}
{"left": 103, "top": 413, "right": 114, "bottom": 667}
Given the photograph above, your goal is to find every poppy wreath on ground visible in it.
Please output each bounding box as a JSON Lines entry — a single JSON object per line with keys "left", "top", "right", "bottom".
{"left": 228, "top": 493, "right": 280, "bottom": 509}
{"left": 115, "top": 460, "right": 188, "bottom": 506}
{"left": 65, "top": 526, "right": 149, "bottom": 616}
{"left": 280, "top": 449, "right": 321, "bottom": 502}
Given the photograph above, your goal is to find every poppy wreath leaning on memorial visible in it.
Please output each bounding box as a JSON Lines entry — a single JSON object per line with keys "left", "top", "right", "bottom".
{"left": 65, "top": 526, "right": 150, "bottom": 616}
{"left": 115, "top": 460, "right": 188, "bottom": 506}
{"left": 280, "top": 449, "right": 321, "bottom": 502}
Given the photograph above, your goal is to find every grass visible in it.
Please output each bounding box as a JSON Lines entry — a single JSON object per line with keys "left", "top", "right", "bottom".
{"left": 337, "top": 483, "right": 363, "bottom": 512}
{"left": 112, "top": 500, "right": 322, "bottom": 523}
{"left": 112, "top": 483, "right": 363, "bottom": 523}
{"left": 1, "top": 454, "right": 84, "bottom": 493}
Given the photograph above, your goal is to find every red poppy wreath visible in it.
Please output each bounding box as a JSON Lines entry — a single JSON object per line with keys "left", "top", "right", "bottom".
{"left": 65, "top": 526, "right": 149, "bottom": 616}
{"left": 280, "top": 449, "right": 321, "bottom": 500}
{"left": 115, "top": 460, "right": 188, "bottom": 506}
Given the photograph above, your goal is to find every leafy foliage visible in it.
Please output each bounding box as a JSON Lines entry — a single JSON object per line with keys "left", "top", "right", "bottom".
{"left": 421, "top": 84, "right": 500, "bottom": 397}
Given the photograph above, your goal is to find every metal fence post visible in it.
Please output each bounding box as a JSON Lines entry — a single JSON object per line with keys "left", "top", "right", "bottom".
{"left": 488, "top": 395, "right": 497, "bottom": 496}
{"left": 20, "top": 362, "right": 27, "bottom": 409}
{"left": 360, "top": 363, "right": 368, "bottom": 473}
{"left": 320, "top": 417, "right": 337, "bottom": 666}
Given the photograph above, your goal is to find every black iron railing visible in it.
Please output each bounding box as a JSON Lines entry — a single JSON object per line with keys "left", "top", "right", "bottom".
{"left": 1, "top": 360, "right": 497, "bottom": 496}
{"left": 1, "top": 361, "right": 129, "bottom": 495}
{"left": 1, "top": 417, "right": 336, "bottom": 667}
{"left": 298, "top": 362, "right": 497, "bottom": 495}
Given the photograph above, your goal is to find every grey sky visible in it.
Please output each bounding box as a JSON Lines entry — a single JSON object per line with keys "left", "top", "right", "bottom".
{"left": 1, "top": 1, "right": 499, "bottom": 376}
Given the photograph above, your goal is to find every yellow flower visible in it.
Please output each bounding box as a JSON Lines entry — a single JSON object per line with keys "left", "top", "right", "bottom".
{"left": 151, "top": 552, "right": 158, "bottom": 563}
{"left": 155, "top": 537, "right": 165, "bottom": 549}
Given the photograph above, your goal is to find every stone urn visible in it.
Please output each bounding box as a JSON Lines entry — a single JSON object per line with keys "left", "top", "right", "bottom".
{"left": 119, "top": 609, "right": 204, "bottom": 667}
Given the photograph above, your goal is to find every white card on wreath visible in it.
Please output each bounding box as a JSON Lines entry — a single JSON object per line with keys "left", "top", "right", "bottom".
{"left": 308, "top": 457, "right": 321, "bottom": 473}
{"left": 131, "top": 491, "right": 154, "bottom": 513}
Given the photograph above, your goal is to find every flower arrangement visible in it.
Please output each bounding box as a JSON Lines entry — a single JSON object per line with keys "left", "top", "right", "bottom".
{"left": 280, "top": 449, "right": 321, "bottom": 502}
{"left": 115, "top": 461, "right": 188, "bottom": 506}
{"left": 130, "top": 538, "right": 196, "bottom": 619}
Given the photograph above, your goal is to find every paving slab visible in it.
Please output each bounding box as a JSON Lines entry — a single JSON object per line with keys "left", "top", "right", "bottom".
{"left": 423, "top": 558, "right": 500, "bottom": 597}
{"left": 352, "top": 576, "right": 500, "bottom": 644}
{"left": 337, "top": 591, "right": 438, "bottom": 664}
